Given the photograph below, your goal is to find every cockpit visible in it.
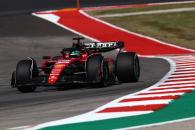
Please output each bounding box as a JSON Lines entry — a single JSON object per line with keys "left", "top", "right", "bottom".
{"left": 61, "top": 48, "right": 82, "bottom": 58}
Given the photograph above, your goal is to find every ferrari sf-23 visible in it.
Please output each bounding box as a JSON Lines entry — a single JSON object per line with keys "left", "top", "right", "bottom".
{"left": 11, "top": 37, "right": 140, "bottom": 93}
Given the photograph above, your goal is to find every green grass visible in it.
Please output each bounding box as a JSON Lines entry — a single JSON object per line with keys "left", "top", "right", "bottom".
{"left": 89, "top": 3, "right": 195, "bottom": 50}
{"left": 89, "top": 3, "right": 195, "bottom": 15}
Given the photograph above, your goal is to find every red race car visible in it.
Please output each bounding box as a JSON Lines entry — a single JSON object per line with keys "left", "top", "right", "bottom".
{"left": 11, "top": 37, "right": 140, "bottom": 93}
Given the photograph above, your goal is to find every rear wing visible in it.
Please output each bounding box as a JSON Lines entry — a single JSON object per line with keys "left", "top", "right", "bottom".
{"left": 83, "top": 41, "right": 124, "bottom": 52}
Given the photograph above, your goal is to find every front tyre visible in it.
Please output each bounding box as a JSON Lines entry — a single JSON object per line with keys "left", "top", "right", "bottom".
{"left": 16, "top": 59, "right": 38, "bottom": 93}
{"left": 116, "top": 52, "right": 140, "bottom": 83}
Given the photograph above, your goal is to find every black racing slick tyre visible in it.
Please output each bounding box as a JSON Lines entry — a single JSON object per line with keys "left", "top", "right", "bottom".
{"left": 116, "top": 52, "right": 140, "bottom": 83}
{"left": 11, "top": 72, "right": 16, "bottom": 88}
{"left": 86, "top": 55, "right": 109, "bottom": 87}
{"left": 16, "top": 59, "right": 38, "bottom": 93}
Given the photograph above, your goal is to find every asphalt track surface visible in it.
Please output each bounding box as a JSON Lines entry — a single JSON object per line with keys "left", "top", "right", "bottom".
{"left": 0, "top": 0, "right": 173, "bottom": 129}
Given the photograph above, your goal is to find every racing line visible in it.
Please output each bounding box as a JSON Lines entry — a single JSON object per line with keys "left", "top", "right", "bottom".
{"left": 29, "top": 2, "right": 195, "bottom": 130}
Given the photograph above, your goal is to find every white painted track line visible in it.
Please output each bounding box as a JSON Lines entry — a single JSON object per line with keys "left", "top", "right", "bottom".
{"left": 176, "top": 67, "right": 195, "bottom": 71}
{"left": 170, "top": 74, "right": 195, "bottom": 78}
{"left": 149, "top": 88, "right": 194, "bottom": 92}
{"left": 173, "top": 70, "right": 195, "bottom": 74}
{"left": 158, "top": 84, "right": 195, "bottom": 88}
{"left": 135, "top": 93, "right": 184, "bottom": 97}
{"left": 167, "top": 77, "right": 195, "bottom": 81}
{"left": 162, "top": 80, "right": 195, "bottom": 85}
{"left": 111, "top": 100, "right": 171, "bottom": 107}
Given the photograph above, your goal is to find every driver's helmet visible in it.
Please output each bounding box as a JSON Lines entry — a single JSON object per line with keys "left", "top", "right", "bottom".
{"left": 70, "top": 50, "right": 81, "bottom": 58}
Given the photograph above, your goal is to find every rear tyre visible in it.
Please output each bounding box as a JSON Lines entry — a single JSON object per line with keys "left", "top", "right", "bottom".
{"left": 16, "top": 59, "right": 38, "bottom": 93}
{"left": 116, "top": 52, "right": 140, "bottom": 83}
{"left": 86, "top": 55, "right": 109, "bottom": 87}
{"left": 11, "top": 72, "right": 16, "bottom": 88}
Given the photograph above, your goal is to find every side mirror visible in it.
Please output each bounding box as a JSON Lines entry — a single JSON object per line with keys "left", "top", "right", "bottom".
{"left": 42, "top": 56, "right": 51, "bottom": 60}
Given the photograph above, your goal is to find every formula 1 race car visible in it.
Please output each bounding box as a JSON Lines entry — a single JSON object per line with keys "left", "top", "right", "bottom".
{"left": 11, "top": 37, "right": 140, "bottom": 93}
